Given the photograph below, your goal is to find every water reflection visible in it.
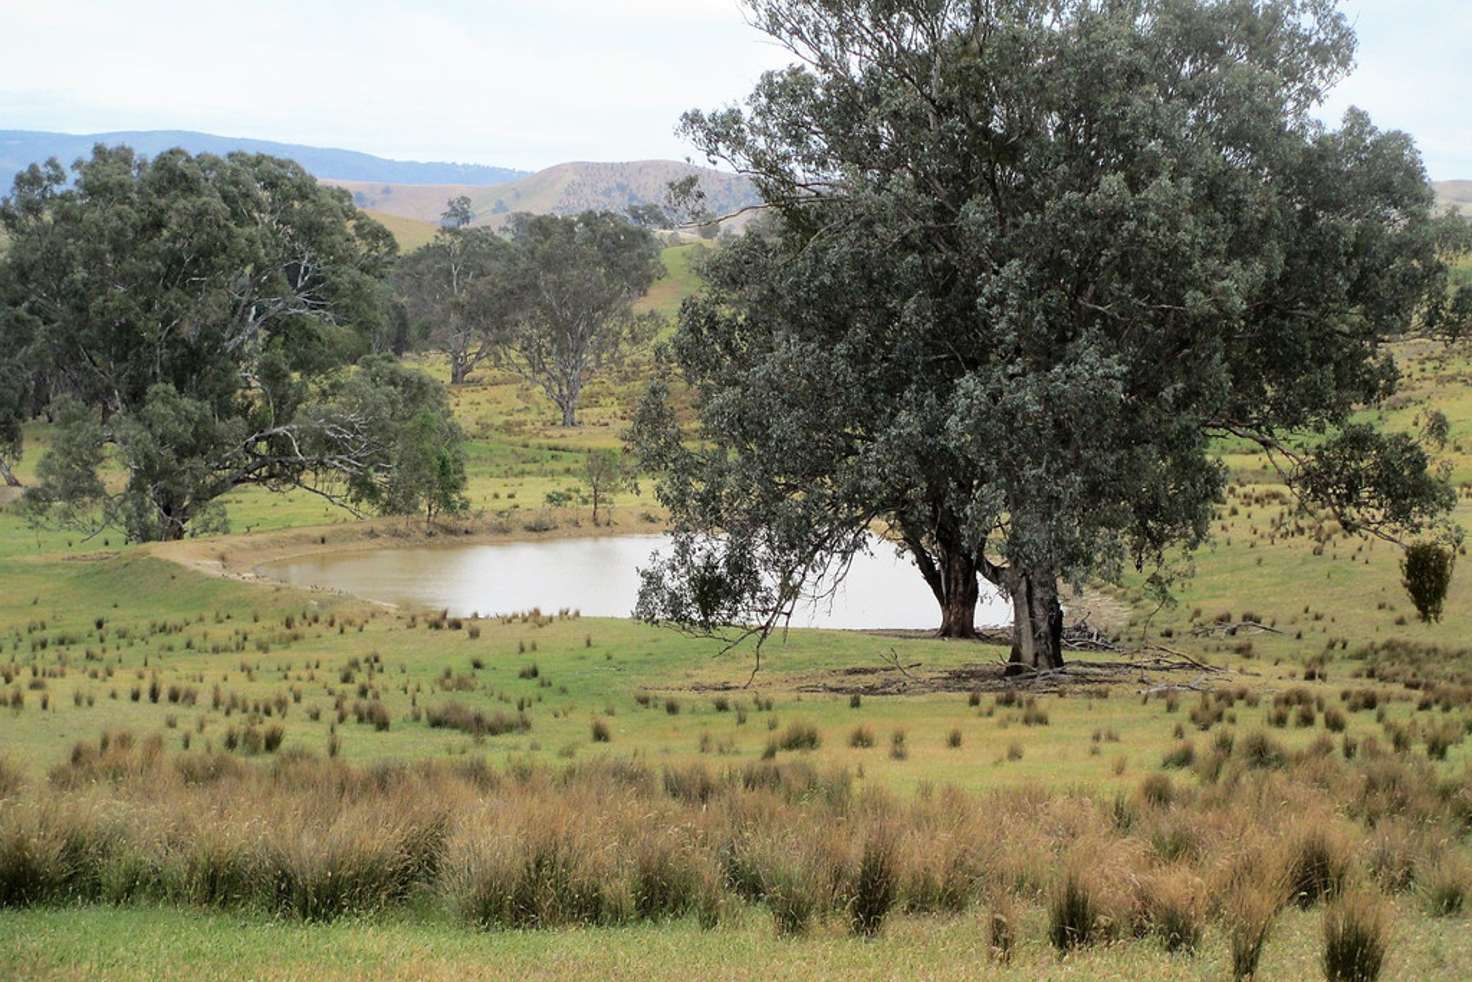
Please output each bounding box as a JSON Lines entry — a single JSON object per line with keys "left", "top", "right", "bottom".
{"left": 260, "top": 534, "right": 1010, "bottom": 630}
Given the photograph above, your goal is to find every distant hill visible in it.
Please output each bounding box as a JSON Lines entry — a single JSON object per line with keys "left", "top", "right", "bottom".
{"left": 362, "top": 210, "right": 440, "bottom": 253}
{"left": 1434, "top": 180, "right": 1471, "bottom": 214}
{"left": 0, "top": 129, "right": 527, "bottom": 188}
{"left": 334, "top": 160, "right": 761, "bottom": 230}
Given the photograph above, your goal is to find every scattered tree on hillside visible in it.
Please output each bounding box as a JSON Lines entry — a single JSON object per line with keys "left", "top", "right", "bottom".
{"left": 493, "top": 212, "right": 663, "bottom": 427}
{"left": 632, "top": 0, "right": 1466, "bottom": 671}
{"left": 0, "top": 146, "right": 461, "bottom": 542}
{"left": 1402, "top": 542, "right": 1456, "bottom": 624}
{"left": 395, "top": 197, "right": 512, "bottom": 384}
{"left": 582, "top": 448, "right": 633, "bottom": 525}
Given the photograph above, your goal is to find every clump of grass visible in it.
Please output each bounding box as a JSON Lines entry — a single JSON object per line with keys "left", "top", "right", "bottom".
{"left": 889, "top": 730, "right": 908, "bottom": 761}
{"left": 848, "top": 825, "right": 900, "bottom": 937}
{"left": 946, "top": 728, "right": 963, "bottom": 749}
{"left": 590, "top": 718, "right": 611, "bottom": 743}
{"left": 1141, "top": 866, "right": 1203, "bottom": 954}
{"left": 1286, "top": 821, "right": 1353, "bottom": 909}
{"left": 1227, "top": 882, "right": 1283, "bottom": 981}
{"left": 776, "top": 722, "right": 820, "bottom": 752}
{"left": 849, "top": 725, "right": 875, "bottom": 749}
{"left": 1420, "top": 851, "right": 1469, "bottom": 917}
{"left": 1162, "top": 740, "right": 1196, "bottom": 769}
{"left": 1322, "top": 891, "right": 1390, "bottom": 982}
{"left": 1138, "top": 773, "right": 1174, "bottom": 808}
{"left": 1048, "top": 867, "right": 1108, "bottom": 951}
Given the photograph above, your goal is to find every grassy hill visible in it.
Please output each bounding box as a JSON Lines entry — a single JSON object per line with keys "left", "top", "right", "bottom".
{"left": 1434, "top": 180, "right": 1472, "bottom": 213}
{"left": 363, "top": 209, "right": 440, "bottom": 253}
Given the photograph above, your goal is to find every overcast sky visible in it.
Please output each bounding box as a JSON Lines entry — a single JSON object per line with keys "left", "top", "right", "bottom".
{"left": 1, "top": 0, "right": 1466, "bottom": 178}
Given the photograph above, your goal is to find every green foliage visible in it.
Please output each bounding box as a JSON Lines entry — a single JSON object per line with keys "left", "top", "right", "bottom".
{"left": 496, "top": 212, "right": 663, "bottom": 427}
{"left": 634, "top": 0, "right": 1462, "bottom": 668}
{"left": 1401, "top": 542, "right": 1456, "bottom": 623}
{"left": 1, "top": 145, "right": 410, "bottom": 541}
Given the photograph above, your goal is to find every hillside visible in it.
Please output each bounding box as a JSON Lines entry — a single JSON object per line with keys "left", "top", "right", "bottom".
{"left": 362, "top": 210, "right": 440, "bottom": 252}
{"left": 1434, "top": 180, "right": 1472, "bottom": 213}
{"left": 336, "top": 160, "right": 761, "bottom": 229}
{"left": 0, "top": 129, "right": 527, "bottom": 187}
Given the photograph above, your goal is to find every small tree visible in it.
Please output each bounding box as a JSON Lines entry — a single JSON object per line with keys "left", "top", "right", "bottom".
{"left": 493, "top": 212, "right": 663, "bottom": 427}
{"left": 1402, "top": 542, "right": 1456, "bottom": 623}
{"left": 582, "top": 449, "right": 631, "bottom": 526}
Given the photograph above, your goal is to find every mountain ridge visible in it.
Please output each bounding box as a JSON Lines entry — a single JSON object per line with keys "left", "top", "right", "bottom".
{"left": 0, "top": 128, "right": 527, "bottom": 187}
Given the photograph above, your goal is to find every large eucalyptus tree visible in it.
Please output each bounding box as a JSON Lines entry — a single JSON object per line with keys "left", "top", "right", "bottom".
{"left": 632, "top": 0, "right": 1466, "bottom": 671}
{"left": 0, "top": 145, "right": 457, "bottom": 541}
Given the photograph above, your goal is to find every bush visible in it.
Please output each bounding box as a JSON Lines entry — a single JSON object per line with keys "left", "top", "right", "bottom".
{"left": 1401, "top": 541, "right": 1455, "bottom": 624}
{"left": 1322, "top": 891, "right": 1390, "bottom": 982}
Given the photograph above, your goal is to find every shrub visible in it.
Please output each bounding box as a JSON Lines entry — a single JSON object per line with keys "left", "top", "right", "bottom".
{"left": 1401, "top": 541, "right": 1455, "bottom": 623}
{"left": 1322, "top": 891, "right": 1390, "bottom": 982}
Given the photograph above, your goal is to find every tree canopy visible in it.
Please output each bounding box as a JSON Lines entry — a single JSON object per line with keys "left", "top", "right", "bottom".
{"left": 0, "top": 145, "right": 461, "bottom": 540}
{"left": 394, "top": 197, "right": 514, "bottom": 385}
{"left": 492, "top": 212, "right": 664, "bottom": 427}
{"left": 632, "top": 0, "right": 1467, "bottom": 670}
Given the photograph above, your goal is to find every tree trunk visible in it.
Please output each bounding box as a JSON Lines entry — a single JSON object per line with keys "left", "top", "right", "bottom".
{"left": 1006, "top": 570, "right": 1064, "bottom": 674}
{"left": 449, "top": 355, "right": 468, "bottom": 386}
{"left": 560, "top": 401, "right": 577, "bottom": 427}
{"left": 0, "top": 457, "right": 19, "bottom": 488}
{"left": 933, "top": 552, "right": 980, "bottom": 639}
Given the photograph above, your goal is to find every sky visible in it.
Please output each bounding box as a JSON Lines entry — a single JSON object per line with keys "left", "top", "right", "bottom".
{"left": 0, "top": 0, "right": 1467, "bottom": 178}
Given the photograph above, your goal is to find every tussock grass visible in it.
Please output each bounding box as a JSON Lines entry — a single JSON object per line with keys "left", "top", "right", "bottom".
{"left": 1322, "top": 890, "right": 1391, "bottom": 982}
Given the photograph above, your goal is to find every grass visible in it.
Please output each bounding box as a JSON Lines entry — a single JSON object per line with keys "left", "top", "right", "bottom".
{"left": 2, "top": 279, "right": 1472, "bottom": 975}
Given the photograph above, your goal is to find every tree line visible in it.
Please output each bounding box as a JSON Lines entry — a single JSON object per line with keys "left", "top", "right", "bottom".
{"left": 0, "top": 147, "right": 663, "bottom": 541}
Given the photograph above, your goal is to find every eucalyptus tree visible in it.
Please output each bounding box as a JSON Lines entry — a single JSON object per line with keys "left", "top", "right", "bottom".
{"left": 494, "top": 212, "right": 663, "bottom": 427}
{"left": 0, "top": 145, "right": 458, "bottom": 541}
{"left": 632, "top": 0, "right": 1465, "bottom": 671}
{"left": 395, "top": 197, "right": 512, "bottom": 385}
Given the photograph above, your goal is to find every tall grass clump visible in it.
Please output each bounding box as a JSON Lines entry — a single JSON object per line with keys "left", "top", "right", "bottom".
{"left": 848, "top": 825, "right": 900, "bottom": 937}
{"left": 1322, "top": 891, "right": 1391, "bottom": 982}
{"left": 1049, "top": 866, "right": 1108, "bottom": 952}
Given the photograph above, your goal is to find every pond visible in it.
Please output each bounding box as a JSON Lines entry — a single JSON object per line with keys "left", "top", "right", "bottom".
{"left": 259, "top": 534, "right": 1012, "bottom": 631}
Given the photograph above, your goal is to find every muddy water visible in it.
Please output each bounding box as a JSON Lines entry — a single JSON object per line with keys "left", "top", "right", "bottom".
{"left": 259, "top": 534, "right": 1011, "bottom": 631}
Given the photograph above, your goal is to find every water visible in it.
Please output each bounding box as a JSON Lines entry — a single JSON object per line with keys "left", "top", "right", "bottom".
{"left": 259, "top": 534, "right": 1011, "bottom": 631}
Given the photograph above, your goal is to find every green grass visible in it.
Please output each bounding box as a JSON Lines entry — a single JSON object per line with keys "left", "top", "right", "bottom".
{"left": 2, "top": 901, "right": 1469, "bottom": 980}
